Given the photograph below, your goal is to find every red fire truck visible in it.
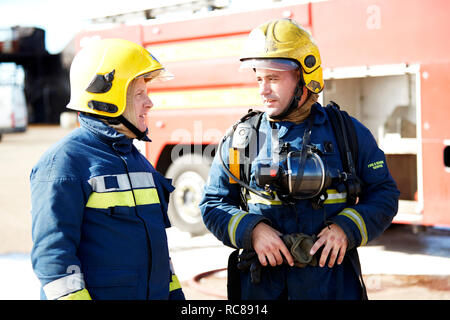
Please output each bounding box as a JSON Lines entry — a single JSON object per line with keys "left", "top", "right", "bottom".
{"left": 73, "top": 0, "right": 450, "bottom": 234}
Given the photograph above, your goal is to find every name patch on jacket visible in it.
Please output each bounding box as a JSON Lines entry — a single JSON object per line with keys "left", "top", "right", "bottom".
{"left": 86, "top": 172, "right": 160, "bottom": 208}
{"left": 367, "top": 160, "right": 384, "bottom": 170}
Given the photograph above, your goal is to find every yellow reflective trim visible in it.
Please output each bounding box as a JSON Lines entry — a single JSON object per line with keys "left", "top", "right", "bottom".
{"left": 58, "top": 288, "right": 92, "bottom": 300}
{"left": 247, "top": 191, "right": 282, "bottom": 206}
{"left": 86, "top": 188, "right": 160, "bottom": 209}
{"left": 169, "top": 274, "right": 182, "bottom": 292}
{"left": 228, "top": 211, "right": 248, "bottom": 248}
{"left": 339, "top": 208, "right": 368, "bottom": 246}
{"left": 324, "top": 189, "right": 347, "bottom": 204}
{"left": 133, "top": 188, "right": 160, "bottom": 205}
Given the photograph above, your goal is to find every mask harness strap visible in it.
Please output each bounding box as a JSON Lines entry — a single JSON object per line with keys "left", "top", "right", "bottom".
{"left": 291, "top": 109, "right": 315, "bottom": 199}
{"left": 289, "top": 108, "right": 330, "bottom": 229}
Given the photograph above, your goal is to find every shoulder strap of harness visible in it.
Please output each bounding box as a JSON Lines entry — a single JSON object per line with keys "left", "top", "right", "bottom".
{"left": 231, "top": 109, "right": 264, "bottom": 211}
{"left": 241, "top": 109, "right": 264, "bottom": 186}
{"left": 324, "top": 101, "right": 361, "bottom": 205}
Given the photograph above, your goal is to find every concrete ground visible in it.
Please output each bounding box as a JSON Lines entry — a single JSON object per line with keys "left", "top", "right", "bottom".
{"left": 0, "top": 125, "right": 449, "bottom": 300}
{"left": 171, "top": 226, "right": 450, "bottom": 300}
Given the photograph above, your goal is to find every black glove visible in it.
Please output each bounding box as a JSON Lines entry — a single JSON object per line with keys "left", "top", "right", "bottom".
{"left": 282, "top": 233, "right": 318, "bottom": 268}
{"left": 236, "top": 250, "right": 262, "bottom": 284}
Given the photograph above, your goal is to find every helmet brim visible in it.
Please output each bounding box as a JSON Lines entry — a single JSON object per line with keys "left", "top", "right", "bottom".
{"left": 138, "top": 68, "right": 174, "bottom": 83}
{"left": 240, "top": 58, "right": 299, "bottom": 71}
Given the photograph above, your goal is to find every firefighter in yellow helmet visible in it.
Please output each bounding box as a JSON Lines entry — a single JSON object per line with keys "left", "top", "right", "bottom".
{"left": 30, "top": 39, "right": 185, "bottom": 300}
{"left": 67, "top": 38, "right": 174, "bottom": 139}
{"left": 200, "top": 19, "right": 399, "bottom": 299}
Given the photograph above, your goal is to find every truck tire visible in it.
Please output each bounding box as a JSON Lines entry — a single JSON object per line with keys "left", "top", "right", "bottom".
{"left": 166, "top": 154, "right": 212, "bottom": 236}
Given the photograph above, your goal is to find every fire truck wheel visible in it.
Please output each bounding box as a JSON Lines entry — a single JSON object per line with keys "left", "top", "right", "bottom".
{"left": 166, "top": 154, "right": 211, "bottom": 236}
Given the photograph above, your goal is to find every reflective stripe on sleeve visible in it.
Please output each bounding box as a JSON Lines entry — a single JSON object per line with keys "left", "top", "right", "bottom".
{"left": 43, "top": 273, "right": 85, "bottom": 300}
{"left": 339, "top": 208, "right": 368, "bottom": 246}
{"left": 57, "top": 288, "right": 92, "bottom": 300}
{"left": 169, "top": 274, "right": 182, "bottom": 292}
{"left": 227, "top": 211, "right": 248, "bottom": 248}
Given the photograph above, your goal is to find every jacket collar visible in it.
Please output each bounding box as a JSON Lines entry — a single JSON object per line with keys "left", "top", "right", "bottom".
{"left": 78, "top": 113, "right": 150, "bottom": 154}
{"left": 313, "top": 103, "right": 327, "bottom": 125}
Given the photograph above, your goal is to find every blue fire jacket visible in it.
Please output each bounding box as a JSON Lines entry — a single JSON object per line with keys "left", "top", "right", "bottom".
{"left": 30, "top": 113, "right": 184, "bottom": 300}
{"left": 200, "top": 103, "right": 399, "bottom": 299}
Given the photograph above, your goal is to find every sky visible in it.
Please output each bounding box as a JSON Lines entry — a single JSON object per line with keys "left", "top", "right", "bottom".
{"left": 0, "top": 0, "right": 171, "bottom": 53}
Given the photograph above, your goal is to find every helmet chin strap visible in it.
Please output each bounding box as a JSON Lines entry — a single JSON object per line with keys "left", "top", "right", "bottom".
{"left": 116, "top": 115, "right": 147, "bottom": 140}
{"left": 269, "top": 79, "right": 305, "bottom": 120}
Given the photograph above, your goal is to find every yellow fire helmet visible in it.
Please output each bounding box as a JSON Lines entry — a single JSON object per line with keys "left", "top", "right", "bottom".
{"left": 67, "top": 38, "right": 173, "bottom": 118}
{"left": 240, "top": 18, "right": 323, "bottom": 94}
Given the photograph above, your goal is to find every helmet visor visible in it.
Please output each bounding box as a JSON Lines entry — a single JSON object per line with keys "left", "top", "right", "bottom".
{"left": 138, "top": 68, "right": 174, "bottom": 83}
{"left": 240, "top": 58, "right": 299, "bottom": 71}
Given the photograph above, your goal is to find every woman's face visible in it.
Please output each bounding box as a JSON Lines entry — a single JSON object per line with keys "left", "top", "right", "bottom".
{"left": 132, "top": 77, "right": 153, "bottom": 132}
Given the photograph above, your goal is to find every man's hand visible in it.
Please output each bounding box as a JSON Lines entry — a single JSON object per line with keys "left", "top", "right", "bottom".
{"left": 251, "top": 222, "right": 294, "bottom": 267}
{"left": 309, "top": 223, "right": 348, "bottom": 268}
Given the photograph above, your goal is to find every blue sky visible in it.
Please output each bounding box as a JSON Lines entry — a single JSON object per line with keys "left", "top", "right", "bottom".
{"left": 0, "top": 0, "right": 158, "bottom": 53}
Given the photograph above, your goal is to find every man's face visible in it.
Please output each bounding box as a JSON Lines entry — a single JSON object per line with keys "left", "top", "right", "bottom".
{"left": 133, "top": 77, "right": 153, "bottom": 132}
{"left": 255, "top": 68, "right": 299, "bottom": 117}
